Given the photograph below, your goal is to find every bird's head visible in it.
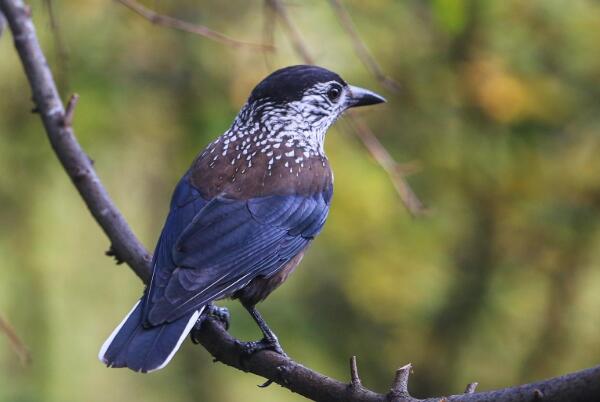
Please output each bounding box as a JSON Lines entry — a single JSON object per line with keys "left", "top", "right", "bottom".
{"left": 233, "top": 65, "right": 386, "bottom": 153}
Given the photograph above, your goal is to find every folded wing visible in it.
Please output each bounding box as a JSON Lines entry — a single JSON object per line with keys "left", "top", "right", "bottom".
{"left": 143, "top": 179, "right": 331, "bottom": 326}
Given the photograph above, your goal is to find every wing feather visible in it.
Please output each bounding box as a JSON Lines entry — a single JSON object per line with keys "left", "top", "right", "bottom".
{"left": 144, "top": 179, "right": 331, "bottom": 326}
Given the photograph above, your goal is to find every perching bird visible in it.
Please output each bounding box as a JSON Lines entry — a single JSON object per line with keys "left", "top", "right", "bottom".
{"left": 99, "top": 65, "right": 385, "bottom": 372}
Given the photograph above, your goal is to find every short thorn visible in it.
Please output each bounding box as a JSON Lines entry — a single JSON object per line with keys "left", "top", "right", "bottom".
{"left": 533, "top": 388, "right": 544, "bottom": 400}
{"left": 388, "top": 363, "right": 412, "bottom": 398}
{"left": 62, "top": 93, "right": 79, "bottom": 128}
{"left": 349, "top": 355, "right": 362, "bottom": 389}
{"left": 464, "top": 382, "right": 478, "bottom": 394}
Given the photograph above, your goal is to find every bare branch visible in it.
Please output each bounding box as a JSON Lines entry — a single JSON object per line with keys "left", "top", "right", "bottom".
{"left": 265, "top": 0, "right": 426, "bottom": 216}
{"left": 1, "top": 0, "right": 152, "bottom": 283}
{"left": 116, "top": 0, "right": 274, "bottom": 51}
{"left": 327, "top": 0, "right": 401, "bottom": 93}
{"left": 265, "top": 0, "right": 314, "bottom": 64}
{"left": 345, "top": 115, "right": 428, "bottom": 216}
{"left": 43, "top": 0, "right": 70, "bottom": 93}
{"left": 262, "top": 0, "right": 275, "bottom": 71}
{"left": 3, "top": 0, "right": 600, "bottom": 401}
{"left": 0, "top": 312, "right": 31, "bottom": 366}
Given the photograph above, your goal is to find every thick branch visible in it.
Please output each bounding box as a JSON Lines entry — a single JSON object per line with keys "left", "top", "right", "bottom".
{"left": 1, "top": 0, "right": 151, "bottom": 282}
{"left": 2, "top": 0, "right": 600, "bottom": 401}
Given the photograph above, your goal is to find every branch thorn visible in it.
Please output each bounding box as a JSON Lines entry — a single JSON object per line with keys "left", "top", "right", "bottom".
{"left": 349, "top": 355, "right": 362, "bottom": 389}
{"left": 464, "top": 382, "right": 478, "bottom": 394}
{"left": 62, "top": 93, "right": 79, "bottom": 128}
{"left": 388, "top": 363, "right": 412, "bottom": 399}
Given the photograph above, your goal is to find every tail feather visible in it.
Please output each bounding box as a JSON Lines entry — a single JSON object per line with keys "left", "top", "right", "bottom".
{"left": 99, "top": 300, "right": 203, "bottom": 373}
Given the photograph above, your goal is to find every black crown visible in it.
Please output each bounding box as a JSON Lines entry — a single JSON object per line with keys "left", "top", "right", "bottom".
{"left": 248, "top": 65, "right": 347, "bottom": 104}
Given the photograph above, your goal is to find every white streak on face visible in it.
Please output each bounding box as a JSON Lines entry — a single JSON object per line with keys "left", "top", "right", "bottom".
{"left": 227, "top": 80, "right": 351, "bottom": 159}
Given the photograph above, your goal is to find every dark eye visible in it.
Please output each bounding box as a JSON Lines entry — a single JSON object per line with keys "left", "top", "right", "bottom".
{"left": 327, "top": 86, "right": 341, "bottom": 102}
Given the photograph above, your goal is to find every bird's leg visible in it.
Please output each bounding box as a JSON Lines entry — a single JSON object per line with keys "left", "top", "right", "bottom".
{"left": 237, "top": 304, "right": 287, "bottom": 357}
{"left": 190, "top": 304, "right": 231, "bottom": 344}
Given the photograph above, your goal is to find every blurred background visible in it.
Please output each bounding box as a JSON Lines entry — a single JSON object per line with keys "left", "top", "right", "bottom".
{"left": 2, "top": 0, "right": 600, "bottom": 401}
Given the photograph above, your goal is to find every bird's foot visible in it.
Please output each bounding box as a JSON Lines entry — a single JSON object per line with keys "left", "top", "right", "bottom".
{"left": 204, "top": 304, "right": 231, "bottom": 330}
{"left": 190, "top": 304, "right": 230, "bottom": 344}
{"left": 236, "top": 335, "right": 287, "bottom": 358}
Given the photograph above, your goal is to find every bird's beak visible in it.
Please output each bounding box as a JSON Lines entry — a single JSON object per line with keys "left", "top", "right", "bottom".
{"left": 346, "top": 85, "right": 386, "bottom": 108}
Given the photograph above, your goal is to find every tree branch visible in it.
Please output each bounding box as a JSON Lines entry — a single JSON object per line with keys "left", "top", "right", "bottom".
{"left": 0, "top": 312, "right": 31, "bottom": 366}
{"left": 266, "top": 0, "right": 427, "bottom": 216}
{"left": 0, "top": 0, "right": 151, "bottom": 283}
{"left": 2, "top": 0, "right": 600, "bottom": 401}
{"left": 0, "top": 9, "right": 6, "bottom": 37}
{"left": 116, "top": 0, "right": 274, "bottom": 51}
{"left": 265, "top": 0, "right": 314, "bottom": 64}
{"left": 327, "top": 0, "right": 401, "bottom": 93}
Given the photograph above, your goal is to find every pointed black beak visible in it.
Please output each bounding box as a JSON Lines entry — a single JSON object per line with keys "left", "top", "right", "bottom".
{"left": 346, "top": 85, "right": 386, "bottom": 108}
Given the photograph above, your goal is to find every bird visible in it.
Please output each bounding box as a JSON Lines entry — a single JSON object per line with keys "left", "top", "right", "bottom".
{"left": 98, "top": 65, "right": 386, "bottom": 373}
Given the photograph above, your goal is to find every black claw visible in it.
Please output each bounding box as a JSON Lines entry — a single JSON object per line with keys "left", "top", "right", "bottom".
{"left": 238, "top": 336, "right": 287, "bottom": 358}
{"left": 258, "top": 379, "right": 274, "bottom": 388}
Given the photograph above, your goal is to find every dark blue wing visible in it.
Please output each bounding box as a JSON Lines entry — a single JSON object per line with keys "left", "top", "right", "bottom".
{"left": 144, "top": 181, "right": 331, "bottom": 326}
{"left": 143, "top": 175, "right": 209, "bottom": 321}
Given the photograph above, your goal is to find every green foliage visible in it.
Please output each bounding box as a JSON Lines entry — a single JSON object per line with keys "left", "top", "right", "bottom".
{"left": 1, "top": 0, "right": 600, "bottom": 400}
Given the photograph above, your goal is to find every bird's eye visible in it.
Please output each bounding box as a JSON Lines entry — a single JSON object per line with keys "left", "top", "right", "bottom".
{"left": 327, "top": 86, "right": 341, "bottom": 102}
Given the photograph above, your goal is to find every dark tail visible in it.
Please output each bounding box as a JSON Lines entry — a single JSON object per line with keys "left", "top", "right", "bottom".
{"left": 98, "top": 300, "right": 202, "bottom": 373}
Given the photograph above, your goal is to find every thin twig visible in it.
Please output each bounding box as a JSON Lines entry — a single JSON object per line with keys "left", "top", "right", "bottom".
{"left": 0, "top": 313, "right": 31, "bottom": 366}
{"left": 345, "top": 115, "right": 428, "bottom": 216}
{"left": 262, "top": 0, "right": 275, "bottom": 71}
{"left": 327, "top": 0, "right": 400, "bottom": 93}
{"left": 265, "top": 0, "right": 314, "bottom": 63}
{"left": 116, "top": 0, "right": 274, "bottom": 51}
{"left": 43, "top": 0, "right": 69, "bottom": 93}
{"left": 266, "top": 0, "right": 426, "bottom": 216}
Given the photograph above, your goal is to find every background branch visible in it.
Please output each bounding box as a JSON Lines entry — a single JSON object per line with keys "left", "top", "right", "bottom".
{"left": 42, "top": 0, "right": 69, "bottom": 93}
{"left": 1, "top": 0, "right": 600, "bottom": 401}
{"left": 265, "top": 0, "right": 314, "bottom": 64}
{"left": 0, "top": 0, "right": 152, "bottom": 283}
{"left": 327, "top": 0, "right": 401, "bottom": 93}
{"left": 266, "top": 0, "right": 427, "bottom": 216}
{"left": 0, "top": 312, "right": 31, "bottom": 366}
{"left": 116, "top": 0, "right": 274, "bottom": 51}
